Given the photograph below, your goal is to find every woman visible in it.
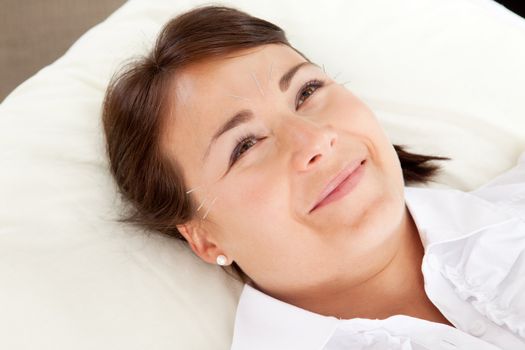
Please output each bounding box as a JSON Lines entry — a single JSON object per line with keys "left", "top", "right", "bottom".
{"left": 102, "top": 5, "right": 525, "bottom": 350}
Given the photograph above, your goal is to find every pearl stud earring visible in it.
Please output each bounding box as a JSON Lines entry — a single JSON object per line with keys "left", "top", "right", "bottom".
{"left": 216, "top": 255, "right": 228, "bottom": 266}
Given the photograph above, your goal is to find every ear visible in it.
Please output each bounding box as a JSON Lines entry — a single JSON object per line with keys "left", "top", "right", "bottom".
{"left": 176, "top": 220, "right": 223, "bottom": 265}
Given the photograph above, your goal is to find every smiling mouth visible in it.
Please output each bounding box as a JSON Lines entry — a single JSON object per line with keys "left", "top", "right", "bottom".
{"left": 309, "top": 159, "right": 366, "bottom": 213}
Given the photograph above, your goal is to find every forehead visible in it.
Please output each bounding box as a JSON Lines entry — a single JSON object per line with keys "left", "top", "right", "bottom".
{"left": 166, "top": 44, "right": 305, "bottom": 135}
{"left": 173, "top": 44, "right": 304, "bottom": 97}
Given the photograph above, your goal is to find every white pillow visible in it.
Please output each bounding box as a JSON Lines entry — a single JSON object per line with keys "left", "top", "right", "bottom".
{"left": 1, "top": 0, "right": 524, "bottom": 349}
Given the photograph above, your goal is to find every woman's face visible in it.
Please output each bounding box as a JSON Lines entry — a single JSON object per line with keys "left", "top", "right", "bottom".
{"left": 163, "top": 43, "right": 406, "bottom": 298}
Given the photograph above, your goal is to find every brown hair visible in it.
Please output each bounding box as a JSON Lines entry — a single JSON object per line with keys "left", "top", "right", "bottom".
{"left": 102, "top": 5, "right": 451, "bottom": 284}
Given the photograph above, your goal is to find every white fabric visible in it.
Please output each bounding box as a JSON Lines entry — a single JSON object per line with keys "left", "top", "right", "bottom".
{"left": 231, "top": 152, "right": 525, "bottom": 350}
{"left": 1, "top": 0, "right": 524, "bottom": 349}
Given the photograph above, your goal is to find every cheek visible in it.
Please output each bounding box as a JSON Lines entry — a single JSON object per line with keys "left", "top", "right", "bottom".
{"left": 213, "top": 169, "right": 297, "bottom": 260}
{"left": 332, "top": 91, "right": 394, "bottom": 154}
{"left": 329, "top": 90, "right": 403, "bottom": 189}
{"left": 215, "top": 166, "right": 288, "bottom": 231}
{"left": 325, "top": 89, "right": 372, "bottom": 129}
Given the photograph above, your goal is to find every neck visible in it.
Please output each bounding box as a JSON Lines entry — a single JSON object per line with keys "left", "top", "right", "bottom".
{"left": 262, "top": 205, "right": 450, "bottom": 325}
{"left": 340, "top": 206, "right": 427, "bottom": 320}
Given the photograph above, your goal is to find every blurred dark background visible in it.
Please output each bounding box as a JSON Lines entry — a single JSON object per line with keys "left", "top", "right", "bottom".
{"left": 0, "top": 0, "right": 126, "bottom": 102}
{"left": 494, "top": 0, "right": 525, "bottom": 19}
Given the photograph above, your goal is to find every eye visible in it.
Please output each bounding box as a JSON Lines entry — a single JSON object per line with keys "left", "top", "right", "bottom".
{"left": 229, "top": 133, "right": 262, "bottom": 167}
{"left": 296, "top": 79, "right": 325, "bottom": 109}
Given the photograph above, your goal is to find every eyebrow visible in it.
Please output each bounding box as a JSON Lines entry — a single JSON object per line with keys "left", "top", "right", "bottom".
{"left": 202, "top": 61, "right": 316, "bottom": 162}
{"left": 279, "top": 61, "right": 313, "bottom": 92}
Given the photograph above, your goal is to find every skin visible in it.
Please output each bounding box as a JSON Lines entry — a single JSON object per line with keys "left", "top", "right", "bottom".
{"left": 163, "top": 43, "right": 453, "bottom": 326}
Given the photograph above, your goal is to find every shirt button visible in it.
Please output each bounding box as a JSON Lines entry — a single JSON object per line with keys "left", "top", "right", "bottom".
{"left": 468, "top": 320, "right": 487, "bottom": 336}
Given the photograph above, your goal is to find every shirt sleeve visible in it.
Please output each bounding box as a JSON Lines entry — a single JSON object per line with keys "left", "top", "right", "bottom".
{"left": 469, "top": 149, "right": 525, "bottom": 220}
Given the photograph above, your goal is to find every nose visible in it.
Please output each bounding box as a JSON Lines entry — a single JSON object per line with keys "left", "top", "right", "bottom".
{"left": 283, "top": 118, "right": 338, "bottom": 172}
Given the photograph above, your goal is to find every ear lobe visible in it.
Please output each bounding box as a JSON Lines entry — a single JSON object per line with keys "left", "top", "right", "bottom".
{"left": 176, "top": 221, "right": 219, "bottom": 264}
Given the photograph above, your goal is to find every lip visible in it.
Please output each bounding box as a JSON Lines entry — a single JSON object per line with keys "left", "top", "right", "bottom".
{"left": 309, "top": 158, "right": 366, "bottom": 213}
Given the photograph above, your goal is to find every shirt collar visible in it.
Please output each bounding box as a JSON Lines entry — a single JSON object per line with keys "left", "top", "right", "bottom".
{"left": 230, "top": 186, "right": 514, "bottom": 349}
{"left": 230, "top": 283, "right": 340, "bottom": 350}
{"left": 403, "top": 186, "right": 514, "bottom": 249}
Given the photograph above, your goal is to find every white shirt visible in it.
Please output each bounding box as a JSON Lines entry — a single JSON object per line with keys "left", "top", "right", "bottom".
{"left": 230, "top": 151, "right": 525, "bottom": 350}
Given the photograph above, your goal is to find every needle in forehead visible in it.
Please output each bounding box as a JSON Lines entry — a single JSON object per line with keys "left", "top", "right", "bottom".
{"left": 250, "top": 72, "right": 264, "bottom": 96}
{"left": 267, "top": 61, "right": 274, "bottom": 85}
{"left": 226, "top": 94, "right": 251, "bottom": 101}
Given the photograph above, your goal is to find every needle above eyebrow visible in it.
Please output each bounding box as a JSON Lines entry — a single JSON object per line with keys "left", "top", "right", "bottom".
{"left": 267, "top": 61, "right": 274, "bottom": 85}
{"left": 251, "top": 72, "right": 264, "bottom": 96}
